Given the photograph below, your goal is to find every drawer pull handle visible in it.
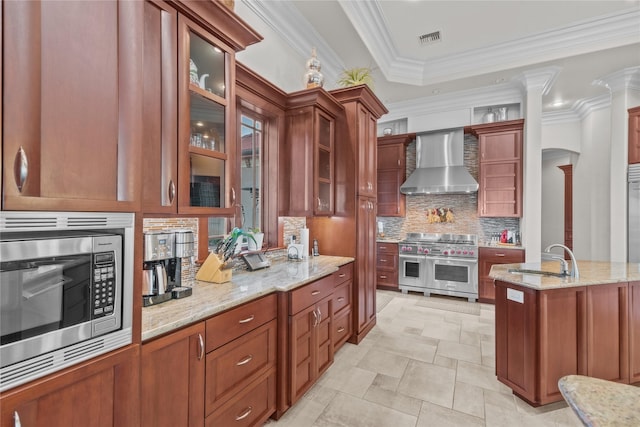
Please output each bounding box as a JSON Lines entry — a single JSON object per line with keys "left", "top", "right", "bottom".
{"left": 338, "top": 273, "right": 346, "bottom": 278}
{"left": 380, "top": 275, "right": 387, "bottom": 279}
{"left": 380, "top": 259, "right": 388, "bottom": 262}
{"left": 496, "top": 253, "right": 506, "bottom": 257}
{"left": 14, "top": 411, "right": 21, "bottom": 427}
{"left": 236, "top": 355, "right": 253, "bottom": 366}
{"left": 337, "top": 327, "right": 345, "bottom": 333}
{"left": 312, "top": 309, "right": 318, "bottom": 327}
{"left": 311, "top": 290, "right": 321, "bottom": 296}
{"left": 379, "top": 246, "right": 386, "bottom": 250}
{"left": 337, "top": 297, "right": 345, "bottom": 302}
{"left": 238, "top": 315, "right": 255, "bottom": 324}
{"left": 198, "top": 333, "right": 204, "bottom": 361}
{"left": 235, "top": 406, "right": 252, "bottom": 421}
{"left": 14, "top": 147, "right": 28, "bottom": 193}
{"left": 317, "top": 307, "right": 322, "bottom": 323}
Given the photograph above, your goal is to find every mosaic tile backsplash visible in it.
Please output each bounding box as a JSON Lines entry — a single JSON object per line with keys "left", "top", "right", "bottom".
{"left": 377, "top": 134, "right": 520, "bottom": 243}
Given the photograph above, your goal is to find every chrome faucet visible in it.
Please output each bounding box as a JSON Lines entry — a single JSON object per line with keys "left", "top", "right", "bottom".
{"left": 542, "top": 244, "right": 580, "bottom": 279}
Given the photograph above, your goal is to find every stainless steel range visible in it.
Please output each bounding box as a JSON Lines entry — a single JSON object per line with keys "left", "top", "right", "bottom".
{"left": 398, "top": 233, "right": 478, "bottom": 302}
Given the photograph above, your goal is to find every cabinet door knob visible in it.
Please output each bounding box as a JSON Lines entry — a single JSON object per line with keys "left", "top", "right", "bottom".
{"left": 13, "top": 147, "right": 28, "bottom": 193}
{"left": 197, "top": 333, "right": 205, "bottom": 360}
{"left": 14, "top": 411, "right": 22, "bottom": 427}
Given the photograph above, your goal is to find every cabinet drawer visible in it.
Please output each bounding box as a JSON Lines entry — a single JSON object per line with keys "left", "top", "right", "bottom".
{"left": 376, "top": 269, "right": 398, "bottom": 287}
{"left": 333, "top": 281, "right": 351, "bottom": 316}
{"left": 376, "top": 242, "right": 398, "bottom": 254}
{"left": 205, "top": 320, "right": 276, "bottom": 415}
{"left": 205, "top": 371, "right": 275, "bottom": 427}
{"left": 290, "top": 274, "right": 335, "bottom": 315}
{"left": 376, "top": 253, "right": 398, "bottom": 270}
{"left": 333, "top": 263, "right": 353, "bottom": 286}
{"left": 206, "top": 294, "right": 277, "bottom": 352}
{"left": 333, "top": 310, "right": 351, "bottom": 350}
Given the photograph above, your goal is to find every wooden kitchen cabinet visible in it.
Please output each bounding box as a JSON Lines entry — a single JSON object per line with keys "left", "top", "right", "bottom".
{"left": 376, "top": 242, "right": 399, "bottom": 290}
{"left": 630, "top": 281, "right": 640, "bottom": 383}
{"left": 141, "top": 323, "right": 205, "bottom": 427}
{"left": 2, "top": 0, "right": 142, "bottom": 212}
{"left": 478, "top": 247, "right": 525, "bottom": 303}
{"left": 377, "top": 133, "right": 414, "bottom": 217}
{"left": 586, "top": 282, "right": 629, "bottom": 383}
{"left": 141, "top": 0, "right": 261, "bottom": 215}
{"left": 284, "top": 89, "right": 343, "bottom": 216}
{"left": 630, "top": 106, "right": 640, "bottom": 164}
{"left": 288, "top": 274, "right": 335, "bottom": 403}
{"left": 465, "top": 119, "right": 524, "bottom": 217}
{"left": 1, "top": 345, "right": 140, "bottom": 427}
{"left": 355, "top": 196, "right": 378, "bottom": 341}
{"left": 204, "top": 294, "right": 277, "bottom": 425}
{"left": 495, "top": 280, "right": 633, "bottom": 406}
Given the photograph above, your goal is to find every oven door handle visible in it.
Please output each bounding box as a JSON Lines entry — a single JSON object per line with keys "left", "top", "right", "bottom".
{"left": 429, "top": 256, "right": 478, "bottom": 265}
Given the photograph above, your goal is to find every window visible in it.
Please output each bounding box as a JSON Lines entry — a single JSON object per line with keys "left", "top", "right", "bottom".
{"left": 239, "top": 111, "right": 262, "bottom": 232}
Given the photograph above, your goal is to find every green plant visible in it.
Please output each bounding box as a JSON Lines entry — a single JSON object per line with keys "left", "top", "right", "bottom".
{"left": 337, "top": 67, "right": 374, "bottom": 89}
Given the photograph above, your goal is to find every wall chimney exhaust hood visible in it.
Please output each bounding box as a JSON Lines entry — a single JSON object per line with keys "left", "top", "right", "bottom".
{"left": 400, "top": 128, "right": 478, "bottom": 195}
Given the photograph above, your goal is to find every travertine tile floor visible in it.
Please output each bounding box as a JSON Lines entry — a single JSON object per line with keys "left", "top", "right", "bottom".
{"left": 265, "top": 290, "right": 582, "bottom": 427}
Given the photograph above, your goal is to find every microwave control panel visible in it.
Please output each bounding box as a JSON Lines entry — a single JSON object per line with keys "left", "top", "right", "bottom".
{"left": 92, "top": 252, "right": 116, "bottom": 318}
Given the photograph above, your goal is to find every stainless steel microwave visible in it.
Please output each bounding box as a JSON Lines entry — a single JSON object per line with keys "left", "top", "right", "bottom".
{"left": 0, "top": 211, "right": 134, "bottom": 391}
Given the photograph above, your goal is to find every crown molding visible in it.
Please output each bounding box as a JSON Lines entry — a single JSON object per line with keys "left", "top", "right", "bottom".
{"left": 512, "top": 66, "right": 562, "bottom": 96}
{"left": 337, "top": 2, "right": 640, "bottom": 86}
{"left": 240, "top": 0, "right": 343, "bottom": 84}
{"left": 593, "top": 66, "right": 640, "bottom": 93}
{"left": 541, "top": 94, "right": 611, "bottom": 125}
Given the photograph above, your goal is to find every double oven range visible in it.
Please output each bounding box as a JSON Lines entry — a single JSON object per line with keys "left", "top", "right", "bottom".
{"left": 398, "top": 233, "right": 478, "bottom": 302}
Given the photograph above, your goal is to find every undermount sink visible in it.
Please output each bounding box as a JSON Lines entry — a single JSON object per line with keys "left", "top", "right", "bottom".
{"left": 507, "top": 268, "right": 568, "bottom": 278}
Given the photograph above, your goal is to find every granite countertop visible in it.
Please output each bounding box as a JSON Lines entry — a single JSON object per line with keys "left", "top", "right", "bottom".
{"left": 558, "top": 375, "right": 640, "bottom": 426}
{"left": 141, "top": 255, "right": 354, "bottom": 341}
{"left": 376, "top": 237, "right": 401, "bottom": 243}
{"left": 489, "top": 261, "right": 640, "bottom": 290}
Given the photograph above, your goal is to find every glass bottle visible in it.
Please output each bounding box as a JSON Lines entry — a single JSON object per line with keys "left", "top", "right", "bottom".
{"left": 304, "top": 47, "right": 324, "bottom": 89}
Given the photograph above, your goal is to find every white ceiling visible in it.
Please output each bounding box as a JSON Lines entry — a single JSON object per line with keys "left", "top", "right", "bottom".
{"left": 262, "top": 0, "right": 640, "bottom": 112}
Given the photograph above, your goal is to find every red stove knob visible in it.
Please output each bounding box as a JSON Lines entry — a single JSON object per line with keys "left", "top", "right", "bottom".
{"left": 423, "top": 248, "right": 429, "bottom": 254}
{"left": 443, "top": 250, "right": 449, "bottom": 255}
{"left": 463, "top": 250, "right": 468, "bottom": 255}
{"left": 456, "top": 250, "right": 462, "bottom": 255}
{"left": 469, "top": 250, "right": 475, "bottom": 255}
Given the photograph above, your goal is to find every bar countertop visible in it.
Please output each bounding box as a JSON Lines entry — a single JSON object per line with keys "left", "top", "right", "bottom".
{"left": 489, "top": 261, "right": 640, "bottom": 290}
{"left": 141, "top": 255, "right": 354, "bottom": 341}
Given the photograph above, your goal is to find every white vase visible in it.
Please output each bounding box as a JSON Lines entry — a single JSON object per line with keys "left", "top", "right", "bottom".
{"left": 248, "top": 232, "right": 264, "bottom": 251}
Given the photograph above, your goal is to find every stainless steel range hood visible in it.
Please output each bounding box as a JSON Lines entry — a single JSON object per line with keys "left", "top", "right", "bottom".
{"left": 400, "top": 128, "right": 478, "bottom": 195}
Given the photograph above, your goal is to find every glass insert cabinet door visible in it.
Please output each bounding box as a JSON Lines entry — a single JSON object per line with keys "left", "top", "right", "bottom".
{"left": 315, "top": 109, "right": 334, "bottom": 215}
{"left": 178, "top": 15, "right": 235, "bottom": 214}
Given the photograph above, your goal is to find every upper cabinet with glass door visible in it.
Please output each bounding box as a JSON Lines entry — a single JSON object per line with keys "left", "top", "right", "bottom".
{"left": 178, "top": 17, "right": 231, "bottom": 214}
{"left": 175, "top": 5, "right": 262, "bottom": 215}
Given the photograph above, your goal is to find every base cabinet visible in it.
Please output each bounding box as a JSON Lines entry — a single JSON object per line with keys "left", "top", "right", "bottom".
{"left": 630, "top": 281, "right": 640, "bottom": 383}
{"left": 478, "top": 247, "right": 525, "bottom": 303}
{"left": 376, "top": 242, "right": 399, "bottom": 290}
{"left": 289, "top": 274, "right": 335, "bottom": 404}
{"left": 495, "top": 280, "right": 633, "bottom": 406}
{"left": 1, "top": 345, "right": 140, "bottom": 427}
{"left": 141, "top": 323, "right": 205, "bottom": 427}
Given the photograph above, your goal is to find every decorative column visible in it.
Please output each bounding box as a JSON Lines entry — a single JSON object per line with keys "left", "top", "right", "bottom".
{"left": 513, "top": 66, "right": 561, "bottom": 262}
{"left": 594, "top": 67, "right": 640, "bottom": 262}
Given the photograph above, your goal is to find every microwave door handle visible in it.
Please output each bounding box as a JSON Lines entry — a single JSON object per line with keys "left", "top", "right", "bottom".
{"left": 21, "top": 277, "right": 70, "bottom": 300}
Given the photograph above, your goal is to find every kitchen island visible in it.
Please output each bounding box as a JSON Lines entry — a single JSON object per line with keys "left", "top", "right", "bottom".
{"left": 489, "top": 261, "right": 640, "bottom": 406}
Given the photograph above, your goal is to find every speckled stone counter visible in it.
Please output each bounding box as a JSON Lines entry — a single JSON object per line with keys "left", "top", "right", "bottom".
{"left": 558, "top": 375, "right": 640, "bottom": 426}
{"left": 489, "top": 261, "right": 640, "bottom": 290}
{"left": 141, "top": 255, "right": 354, "bottom": 341}
{"left": 376, "top": 238, "right": 401, "bottom": 244}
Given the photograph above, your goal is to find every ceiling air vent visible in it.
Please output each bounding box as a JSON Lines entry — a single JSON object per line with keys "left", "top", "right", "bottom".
{"left": 419, "top": 31, "right": 441, "bottom": 45}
